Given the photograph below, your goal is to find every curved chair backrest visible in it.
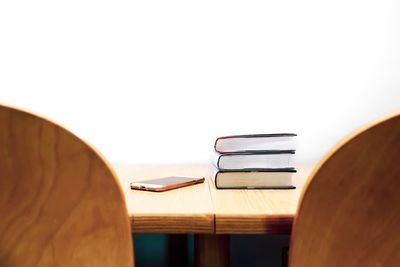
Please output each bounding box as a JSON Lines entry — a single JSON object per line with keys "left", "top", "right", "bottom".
{"left": 289, "top": 113, "right": 400, "bottom": 267}
{"left": 0, "top": 105, "right": 133, "bottom": 267}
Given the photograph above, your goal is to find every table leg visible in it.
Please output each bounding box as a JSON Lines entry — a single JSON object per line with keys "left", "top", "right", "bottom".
{"left": 194, "top": 234, "right": 230, "bottom": 267}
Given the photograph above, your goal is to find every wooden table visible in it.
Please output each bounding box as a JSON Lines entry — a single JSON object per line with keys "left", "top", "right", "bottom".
{"left": 115, "top": 163, "right": 314, "bottom": 266}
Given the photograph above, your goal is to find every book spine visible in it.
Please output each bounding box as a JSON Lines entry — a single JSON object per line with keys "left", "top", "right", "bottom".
{"left": 215, "top": 186, "right": 296, "bottom": 190}
{"left": 214, "top": 138, "right": 219, "bottom": 153}
{"left": 214, "top": 172, "right": 220, "bottom": 189}
{"left": 220, "top": 150, "right": 295, "bottom": 155}
{"left": 218, "top": 168, "right": 297, "bottom": 172}
{"left": 218, "top": 168, "right": 297, "bottom": 173}
{"left": 211, "top": 152, "right": 222, "bottom": 169}
{"left": 216, "top": 154, "right": 222, "bottom": 169}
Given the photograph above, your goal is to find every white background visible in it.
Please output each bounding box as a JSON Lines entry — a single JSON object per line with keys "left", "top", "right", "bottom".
{"left": 1, "top": 0, "right": 399, "bottom": 164}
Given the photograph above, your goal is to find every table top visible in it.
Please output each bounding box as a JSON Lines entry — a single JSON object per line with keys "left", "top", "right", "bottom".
{"left": 115, "top": 163, "right": 314, "bottom": 234}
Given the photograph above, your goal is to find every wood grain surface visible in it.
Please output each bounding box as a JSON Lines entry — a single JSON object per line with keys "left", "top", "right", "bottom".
{"left": 0, "top": 105, "right": 133, "bottom": 267}
{"left": 209, "top": 165, "right": 313, "bottom": 234}
{"left": 115, "top": 164, "right": 214, "bottom": 233}
{"left": 289, "top": 113, "right": 400, "bottom": 267}
{"left": 195, "top": 234, "right": 230, "bottom": 267}
{"left": 115, "top": 163, "right": 313, "bottom": 234}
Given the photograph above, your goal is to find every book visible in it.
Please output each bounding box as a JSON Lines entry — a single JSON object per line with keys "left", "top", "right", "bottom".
{"left": 214, "top": 168, "right": 296, "bottom": 189}
{"left": 214, "top": 133, "right": 296, "bottom": 154}
{"left": 212, "top": 150, "right": 295, "bottom": 171}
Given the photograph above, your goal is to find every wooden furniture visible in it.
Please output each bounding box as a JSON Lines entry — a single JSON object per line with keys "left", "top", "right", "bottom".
{"left": 115, "top": 164, "right": 214, "bottom": 233}
{"left": 116, "top": 164, "right": 229, "bottom": 267}
{"left": 289, "top": 113, "right": 400, "bottom": 267}
{"left": 5, "top": 104, "right": 395, "bottom": 266}
{"left": 0, "top": 105, "right": 133, "bottom": 267}
{"left": 117, "top": 113, "right": 400, "bottom": 266}
{"left": 210, "top": 165, "right": 312, "bottom": 234}
{"left": 116, "top": 163, "right": 313, "bottom": 267}
{"left": 117, "top": 164, "right": 313, "bottom": 235}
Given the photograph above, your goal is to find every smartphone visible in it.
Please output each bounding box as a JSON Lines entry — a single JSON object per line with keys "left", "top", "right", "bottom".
{"left": 130, "top": 176, "right": 205, "bottom": 192}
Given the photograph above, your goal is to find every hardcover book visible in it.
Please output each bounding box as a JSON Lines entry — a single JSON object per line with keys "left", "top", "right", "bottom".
{"left": 212, "top": 150, "right": 295, "bottom": 171}
{"left": 214, "top": 168, "right": 296, "bottom": 189}
{"left": 214, "top": 133, "right": 296, "bottom": 154}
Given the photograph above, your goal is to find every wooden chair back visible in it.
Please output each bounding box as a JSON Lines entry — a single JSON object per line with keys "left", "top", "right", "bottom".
{"left": 0, "top": 105, "right": 134, "bottom": 267}
{"left": 289, "top": 113, "right": 400, "bottom": 267}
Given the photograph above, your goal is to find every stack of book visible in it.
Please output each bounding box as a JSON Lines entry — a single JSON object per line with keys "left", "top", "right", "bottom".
{"left": 212, "top": 134, "right": 297, "bottom": 189}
